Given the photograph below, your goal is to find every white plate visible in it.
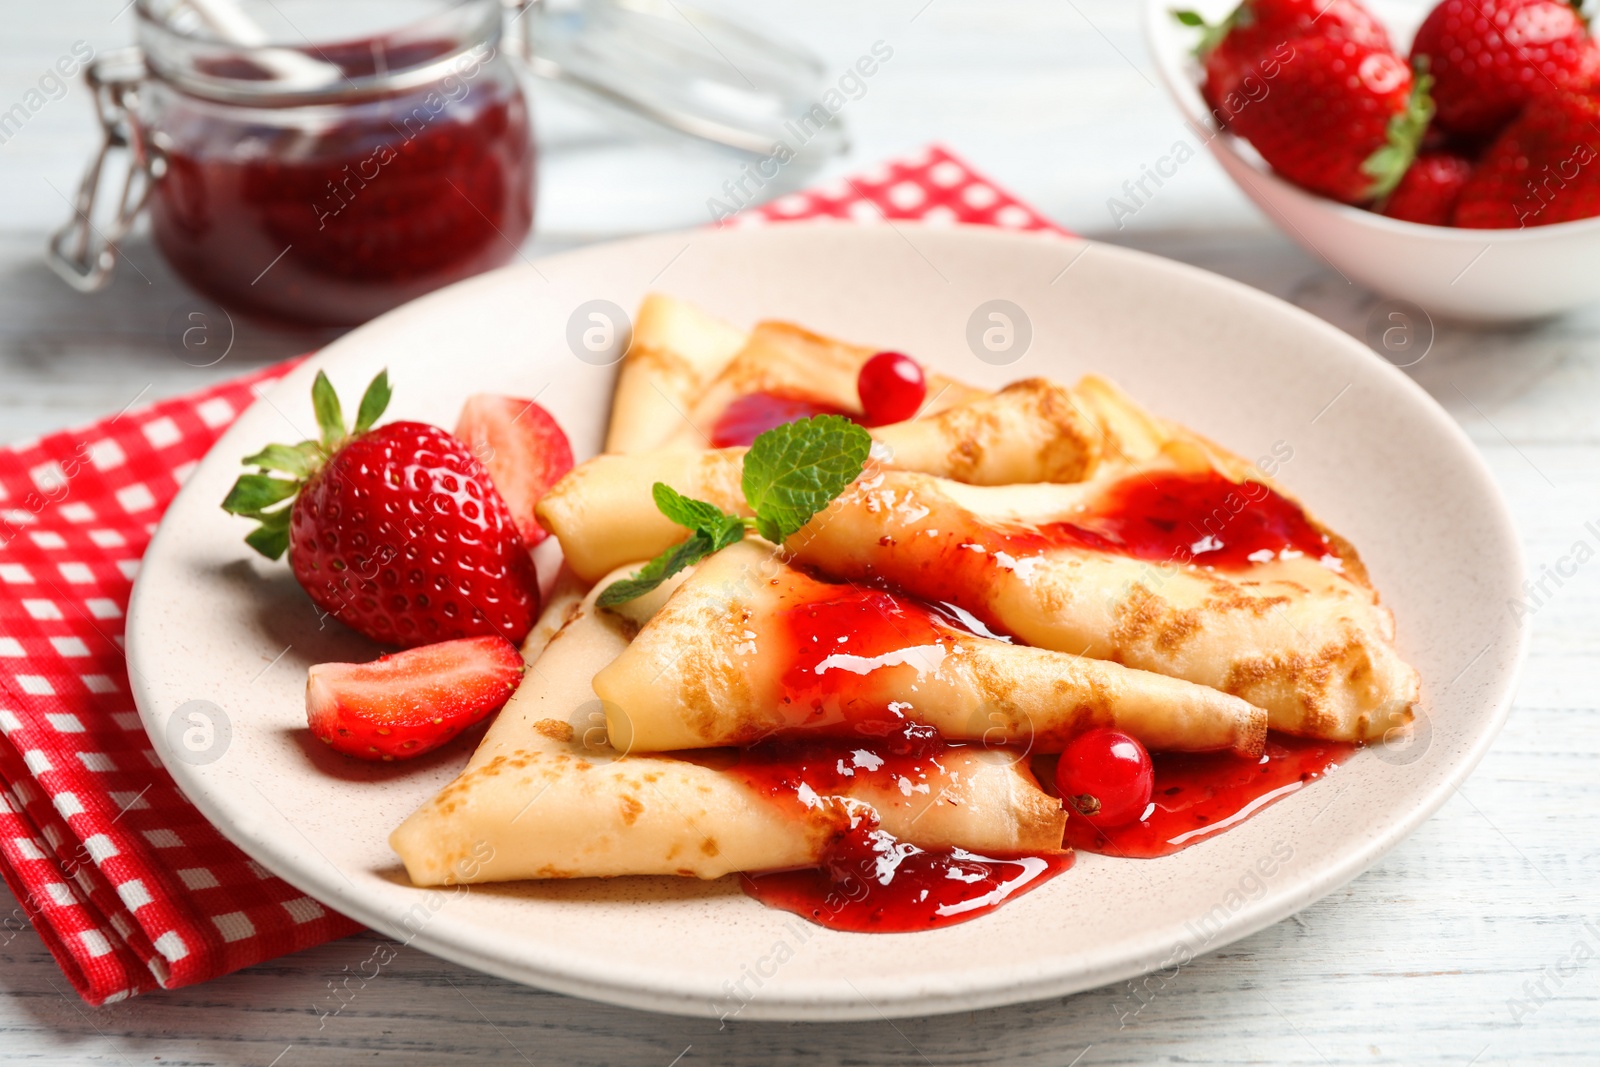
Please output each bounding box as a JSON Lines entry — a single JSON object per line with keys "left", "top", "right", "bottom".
{"left": 127, "top": 223, "right": 1525, "bottom": 1020}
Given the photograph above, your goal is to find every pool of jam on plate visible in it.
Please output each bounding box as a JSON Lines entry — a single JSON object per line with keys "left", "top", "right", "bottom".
{"left": 709, "top": 392, "right": 857, "bottom": 448}
{"left": 149, "top": 37, "right": 534, "bottom": 326}
{"left": 742, "top": 819, "right": 1073, "bottom": 933}
{"left": 730, "top": 728, "right": 1072, "bottom": 932}
{"left": 1059, "top": 734, "right": 1357, "bottom": 858}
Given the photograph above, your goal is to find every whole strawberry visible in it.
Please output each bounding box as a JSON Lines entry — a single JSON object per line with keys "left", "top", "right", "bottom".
{"left": 1411, "top": 0, "right": 1599, "bottom": 139}
{"left": 1381, "top": 150, "right": 1475, "bottom": 224}
{"left": 1454, "top": 89, "right": 1600, "bottom": 227}
{"left": 223, "top": 371, "right": 540, "bottom": 648}
{"left": 1229, "top": 36, "right": 1431, "bottom": 204}
{"left": 1176, "top": 0, "right": 1391, "bottom": 125}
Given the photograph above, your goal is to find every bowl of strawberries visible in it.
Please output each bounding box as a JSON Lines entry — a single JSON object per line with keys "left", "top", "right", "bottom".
{"left": 1145, "top": 0, "right": 1600, "bottom": 322}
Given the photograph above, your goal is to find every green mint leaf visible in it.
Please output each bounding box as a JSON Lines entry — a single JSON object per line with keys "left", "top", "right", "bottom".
{"left": 708, "top": 513, "right": 748, "bottom": 553}
{"left": 241, "top": 442, "right": 319, "bottom": 478}
{"left": 221, "top": 473, "right": 300, "bottom": 516}
{"left": 353, "top": 369, "right": 391, "bottom": 434}
{"left": 652, "top": 482, "right": 728, "bottom": 531}
{"left": 311, "top": 370, "right": 345, "bottom": 450}
{"left": 741, "top": 415, "right": 871, "bottom": 544}
{"left": 597, "top": 532, "right": 716, "bottom": 608}
{"left": 1171, "top": 9, "right": 1206, "bottom": 26}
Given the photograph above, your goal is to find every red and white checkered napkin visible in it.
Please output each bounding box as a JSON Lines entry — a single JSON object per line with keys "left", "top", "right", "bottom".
{"left": 0, "top": 144, "right": 1068, "bottom": 1005}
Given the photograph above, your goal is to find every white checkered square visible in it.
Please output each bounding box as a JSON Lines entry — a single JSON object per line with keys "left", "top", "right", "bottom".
{"left": 0, "top": 564, "right": 34, "bottom": 583}
{"left": 178, "top": 867, "right": 219, "bottom": 891}
{"left": 28, "top": 531, "right": 66, "bottom": 549}
{"left": 154, "top": 930, "right": 189, "bottom": 962}
{"left": 58, "top": 502, "right": 94, "bottom": 523}
{"left": 88, "top": 529, "right": 125, "bottom": 548}
{"left": 78, "top": 929, "right": 114, "bottom": 958}
{"left": 49, "top": 637, "right": 89, "bottom": 657}
{"left": 212, "top": 911, "right": 256, "bottom": 943}
{"left": 142, "top": 417, "right": 182, "bottom": 449}
{"left": 197, "top": 397, "right": 234, "bottom": 427}
{"left": 86, "top": 598, "right": 121, "bottom": 618}
{"left": 22, "top": 599, "right": 61, "bottom": 620}
{"left": 77, "top": 752, "right": 114, "bottom": 773}
{"left": 45, "top": 713, "right": 85, "bottom": 733}
{"left": 58, "top": 562, "right": 94, "bottom": 584}
{"left": 87, "top": 439, "right": 125, "bottom": 471}
{"left": 116, "top": 878, "right": 153, "bottom": 911}
{"left": 83, "top": 834, "right": 118, "bottom": 863}
{"left": 115, "top": 484, "right": 155, "bottom": 513}
{"left": 282, "top": 897, "right": 326, "bottom": 924}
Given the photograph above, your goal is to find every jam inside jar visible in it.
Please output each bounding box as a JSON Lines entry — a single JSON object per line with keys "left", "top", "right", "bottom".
{"left": 138, "top": 0, "right": 534, "bottom": 326}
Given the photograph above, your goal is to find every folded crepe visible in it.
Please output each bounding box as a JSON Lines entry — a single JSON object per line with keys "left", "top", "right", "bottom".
{"left": 389, "top": 568, "right": 1065, "bottom": 886}
{"left": 784, "top": 467, "right": 1417, "bottom": 742}
{"left": 655, "top": 319, "right": 985, "bottom": 449}
{"left": 594, "top": 541, "right": 1265, "bottom": 757}
{"left": 538, "top": 379, "right": 1106, "bottom": 583}
{"left": 605, "top": 294, "right": 750, "bottom": 455}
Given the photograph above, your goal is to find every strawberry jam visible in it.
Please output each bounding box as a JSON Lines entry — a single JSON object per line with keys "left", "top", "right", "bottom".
{"left": 1020, "top": 470, "right": 1331, "bottom": 568}
{"left": 742, "top": 821, "right": 1073, "bottom": 933}
{"left": 148, "top": 39, "right": 533, "bottom": 326}
{"left": 772, "top": 578, "right": 959, "bottom": 738}
{"left": 1060, "top": 734, "right": 1356, "bottom": 858}
{"left": 731, "top": 728, "right": 1072, "bottom": 932}
{"left": 710, "top": 392, "right": 856, "bottom": 447}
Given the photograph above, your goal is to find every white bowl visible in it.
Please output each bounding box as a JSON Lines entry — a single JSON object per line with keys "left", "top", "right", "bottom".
{"left": 1142, "top": 0, "right": 1600, "bottom": 322}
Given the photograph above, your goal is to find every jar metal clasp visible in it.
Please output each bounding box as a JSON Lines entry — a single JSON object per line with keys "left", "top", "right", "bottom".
{"left": 46, "top": 46, "right": 161, "bottom": 293}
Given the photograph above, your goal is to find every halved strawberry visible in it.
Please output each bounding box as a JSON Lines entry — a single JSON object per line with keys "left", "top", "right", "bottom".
{"left": 453, "top": 394, "right": 574, "bottom": 547}
{"left": 306, "top": 635, "right": 525, "bottom": 761}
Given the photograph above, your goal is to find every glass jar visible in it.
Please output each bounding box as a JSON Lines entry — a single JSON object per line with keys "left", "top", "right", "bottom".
{"left": 56, "top": 0, "right": 534, "bottom": 327}
{"left": 51, "top": 0, "right": 849, "bottom": 327}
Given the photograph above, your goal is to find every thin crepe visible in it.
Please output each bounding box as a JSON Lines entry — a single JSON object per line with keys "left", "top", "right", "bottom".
{"left": 389, "top": 571, "right": 1066, "bottom": 886}
{"left": 594, "top": 542, "right": 1266, "bottom": 757}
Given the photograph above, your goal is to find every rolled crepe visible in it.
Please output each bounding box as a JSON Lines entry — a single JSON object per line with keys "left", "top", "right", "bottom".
{"left": 389, "top": 570, "right": 1065, "bottom": 886}
{"left": 658, "top": 320, "right": 984, "bottom": 448}
{"left": 784, "top": 470, "right": 1419, "bottom": 742}
{"left": 594, "top": 542, "right": 1266, "bottom": 756}
{"left": 605, "top": 294, "right": 749, "bottom": 454}
{"left": 538, "top": 380, "right": 1108, "bottom": 582}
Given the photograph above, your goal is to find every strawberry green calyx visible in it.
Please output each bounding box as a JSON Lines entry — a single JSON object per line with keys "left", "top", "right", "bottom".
{"left": 1171, "top": 4, "right": 1245, "bottom": 58}
{"left": 1362, "top": 66, "right": 1436, "bottom": 203}
{"left": 221, "top": 369, "right": 391, "bottom": 560}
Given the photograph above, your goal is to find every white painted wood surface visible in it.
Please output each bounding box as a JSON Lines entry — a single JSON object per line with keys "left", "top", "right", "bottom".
{"left": 2, "top": 1, "right": 1595, "bottom": 1063}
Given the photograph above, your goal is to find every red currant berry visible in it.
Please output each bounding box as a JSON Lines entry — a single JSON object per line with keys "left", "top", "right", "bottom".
{"left": 1054, "top": 727, "right": 1154, "bottom": 828}
{"left": 857, "top": 351, "right": 926, "bottom": 425}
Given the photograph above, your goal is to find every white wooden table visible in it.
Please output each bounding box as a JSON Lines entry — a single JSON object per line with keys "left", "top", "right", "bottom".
{"left": 3, "top": 2, "right": 1596, "bottom": 1063}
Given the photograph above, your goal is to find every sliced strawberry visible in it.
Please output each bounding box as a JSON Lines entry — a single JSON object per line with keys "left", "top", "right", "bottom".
{"left": 306, "top": 635, "right": 525, "bottom": 761}
{"left": 453, "top": 394, "right": 574, "bottom": 547}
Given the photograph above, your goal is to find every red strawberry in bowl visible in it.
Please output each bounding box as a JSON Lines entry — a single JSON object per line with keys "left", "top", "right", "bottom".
{"left": 1381, "top": 150, "right": 1476, "bottom": 224}
{"left": 452, "top": 394, "right": 574, "bottom": 547}
{"left": 1176, "top": 0, "right": 1392, "bottom": 124}
{"left": 222, "top": 371, "right": 541, "bottom": 649}
{"left": 1228, "top": 35, "right": 1433, "bottom": 204}
{"left": 1411, "top": 0, "right": 1600, "bottom": 140}
{"left": 1454, "top": 89, "right": 1600, "bottom": 227}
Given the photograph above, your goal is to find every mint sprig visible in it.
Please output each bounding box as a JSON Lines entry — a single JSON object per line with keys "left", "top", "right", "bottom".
{"left": 597, "top": 414, "right": 871, "bottom": 608}
{"left": 221, "top": 369, "right": 390, "bottom": 561}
